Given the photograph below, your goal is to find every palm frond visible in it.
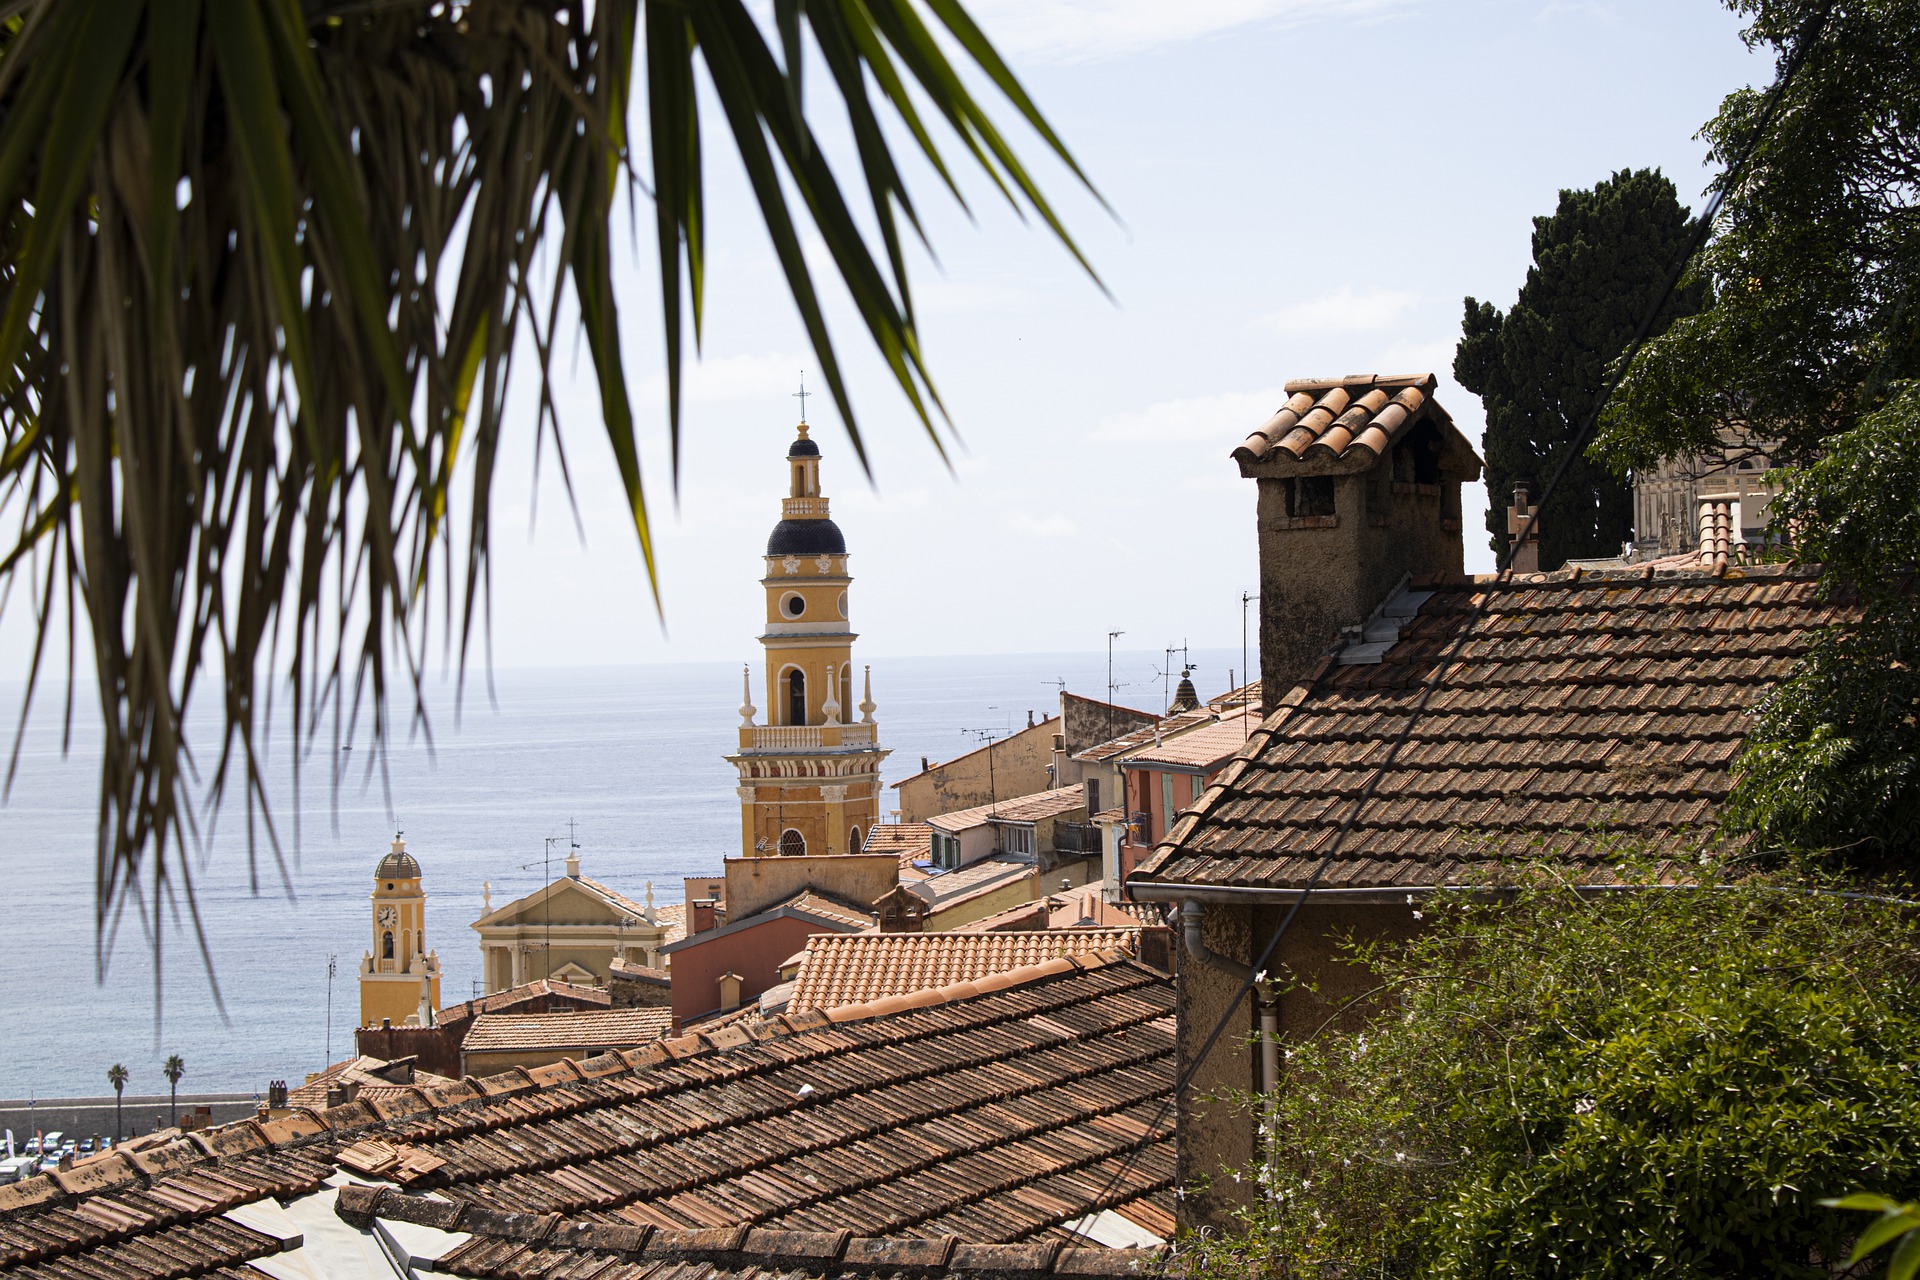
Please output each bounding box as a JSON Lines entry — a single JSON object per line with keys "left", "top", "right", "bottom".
{"left": 0, "top": 0, "right": 1099, "bottom": 980}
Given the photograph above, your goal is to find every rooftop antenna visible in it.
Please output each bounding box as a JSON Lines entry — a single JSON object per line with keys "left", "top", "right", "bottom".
{"left": 1107, "top": 631, "right": 1124, "bottom": 705}
{"left": 793, "top": 371, "right": 811, "bottom": 423}
{"left": 542, "top": 835, "right": 563, "bottom": 984}
{"left": 960, "top": 721, "right": 1004, "bottom": 817}
{"left": 1162, "top": 642, "right": 1191, "bottom": 711}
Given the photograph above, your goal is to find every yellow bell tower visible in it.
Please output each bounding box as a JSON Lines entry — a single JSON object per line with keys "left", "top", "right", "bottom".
{"left": 358, "top": 834, "right": 443, "bottom": 1028}
{"left": 727, "top": 420, "right": 890, "bottom": 857}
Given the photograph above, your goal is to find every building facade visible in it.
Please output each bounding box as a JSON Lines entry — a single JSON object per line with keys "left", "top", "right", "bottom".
{"left": 1632, "top": 434, "right": 1779, "bottom": 556}
{"left": 727, "top": 422, "right": 890, "bottom": 858}
{"left": 469, "top": 850, "right": 682, "bottom": 993}
{"left": 358, "top": 835, "right": 443, "bottom": 1028}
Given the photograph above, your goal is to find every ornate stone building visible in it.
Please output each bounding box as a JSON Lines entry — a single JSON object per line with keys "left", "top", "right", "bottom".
{"left": 358, "top": 835, "right": 443, "bottom": 1028}
{"left": 1632, "top": 434, "right": 1778, "bottom": 555}
{"left": 727, "top": 422, "right": 889, "bottom": 858}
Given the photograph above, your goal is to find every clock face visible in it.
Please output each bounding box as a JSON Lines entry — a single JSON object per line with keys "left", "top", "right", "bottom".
{"left": 377, "top": 906, "right": 397, "bottom": 928}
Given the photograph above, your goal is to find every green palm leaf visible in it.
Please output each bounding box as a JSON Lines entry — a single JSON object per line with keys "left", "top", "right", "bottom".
{"left": 0, "top": 0, "right": 1099, "bottom": 978}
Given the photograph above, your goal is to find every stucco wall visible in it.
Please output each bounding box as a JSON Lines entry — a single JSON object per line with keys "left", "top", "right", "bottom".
{"left": 669, "top": 914, "right": 828, "bottom": 1028}
{"left": 723, "top": 853, "right": 897, "bottom": 919}
{"left": 894, "top": 717, "right": 1058, "bottom": 822}
{"left": 1254, "top": 471, "right": 1467, "bottom": 711}
{"left": 1176, "top": 899, "right": 1425, "bottom": 1231}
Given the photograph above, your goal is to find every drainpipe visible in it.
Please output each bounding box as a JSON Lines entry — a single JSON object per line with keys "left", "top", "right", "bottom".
{"left": 1180, "top": 900, "right": 1279, "bottom": 1095}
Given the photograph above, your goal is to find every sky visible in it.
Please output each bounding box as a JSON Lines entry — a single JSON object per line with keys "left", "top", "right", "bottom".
{"left": 0, "top": 0, "right": 1772, "bottom": 680}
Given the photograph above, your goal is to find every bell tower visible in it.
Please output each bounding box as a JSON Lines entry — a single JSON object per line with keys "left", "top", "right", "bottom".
{"left": 358, "top": 834, "right": 443, "bottom": 1028}
{"left": 727, "top": 420, "right": 890, "bottom": 857}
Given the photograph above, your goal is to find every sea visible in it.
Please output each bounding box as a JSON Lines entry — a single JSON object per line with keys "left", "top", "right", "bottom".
{"left": 0, "top": 648, "right": 1244, "bottom": 1099}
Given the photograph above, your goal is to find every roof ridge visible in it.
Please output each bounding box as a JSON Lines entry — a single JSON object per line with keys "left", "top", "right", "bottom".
{"left": 335, "top": 1187, "right": 1166, "bottom": 1274}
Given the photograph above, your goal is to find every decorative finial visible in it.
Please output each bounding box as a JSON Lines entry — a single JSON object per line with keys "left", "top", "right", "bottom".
{"left": 645, "top": 880, "right": 655, "bottom": 910}
{"left": 859, "top": 664, "right": 877, "bottom": 724}
{"left": 482, "top": 880, "right": 492, "bottom": 912}
{"left": 793, "top": 371, "right": 811, "bottom": 427}
{"left": 739, "top": 664, "right": 757, "bottom": 726}
{"left": 821, "top": 660, "right": 842, "bottom": 726}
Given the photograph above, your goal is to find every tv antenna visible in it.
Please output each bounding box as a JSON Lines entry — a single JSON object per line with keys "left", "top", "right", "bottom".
{"left": 1107, "top": 631, "right": 1125, "bottom": 705}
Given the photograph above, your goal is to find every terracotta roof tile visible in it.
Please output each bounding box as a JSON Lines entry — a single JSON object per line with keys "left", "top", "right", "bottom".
{"left": 861, "top": 822, "right": 934, "bottom": 863}
{"left": 1072, "top": 713, "right": 1220, "bottom": 765}
{"left": 1134, "top": 564, "right": 1846, "bottom": 892}
{"left": 1122, "top": 709, "right": 1258, "bottom": 770}
{"left": 928, "top": 786, "right": 1087, "bottom": 833}
{"left": 0, "top": 957, "right": 1172, "bottom": 1274}
{"left": 786, "top": 932, "right": 1143, "bottom": 1012}
{"left": 1231, "top": 373, "right": 1469, "bottom": 471}
{"left": 463, "top": 1009, "right": 673, "bottom": 1055}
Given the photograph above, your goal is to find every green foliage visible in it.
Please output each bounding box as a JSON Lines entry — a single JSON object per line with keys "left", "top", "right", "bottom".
{"left": 1598, "top": 0, "right": 1920, "bottom": 471}
{"left": 1183, "top": 875, "right": 1920, "bottom": 1278}
{"left": 1722, "top": 385, "right": 1920, "bottom": 866}
{"left": 1826, "top": 1195, "right": 1920, "bottom": 1280}
{"left": 1454, "top": 169, "right": 1699, "bottom": 568}
{"left": 106, "top": 1064, "right": 127, "bottom": 1096}
{"left": 0, "top": 0, "right": 1093, "bottom": 965}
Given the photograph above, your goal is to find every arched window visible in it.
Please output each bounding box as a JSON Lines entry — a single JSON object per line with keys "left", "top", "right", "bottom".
{"left": 780, "top": 828, "right": 806, "bottom": 856}
{"left": 787, "top": 669, "right": 807, "bottom": 726}
{"left": 381, "top": 931, "right": 394, "bottom": 960}
{"left": 850, "top": 826, "right": 863, "bottom": 853}
{"left": 840, "top": 665, "right": 852, "bottom": 716}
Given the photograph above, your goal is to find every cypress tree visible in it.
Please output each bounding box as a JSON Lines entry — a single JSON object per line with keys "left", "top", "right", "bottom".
{"left": 1455, "top": 169, "right": 1699, "bottom": 569}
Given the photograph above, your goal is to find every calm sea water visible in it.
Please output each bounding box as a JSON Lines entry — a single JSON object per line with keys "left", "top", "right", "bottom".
{"left": 0, "top": 648, "right": 1243, "bottom": 1099}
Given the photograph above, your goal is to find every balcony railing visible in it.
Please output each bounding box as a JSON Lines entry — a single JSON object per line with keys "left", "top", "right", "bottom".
{"left": 781, "top": 497, "right": 832, "bottom": 518}
{"left": 1053, "top": 822, "right": 1102, "bottom": 854}
{"left": 743, "top": 722, "right": 877, "bottom": 751}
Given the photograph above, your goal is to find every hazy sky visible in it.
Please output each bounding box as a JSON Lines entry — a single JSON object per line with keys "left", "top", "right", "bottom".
{"left": 0, "top": 0, "right": 1770, "bottom": 682}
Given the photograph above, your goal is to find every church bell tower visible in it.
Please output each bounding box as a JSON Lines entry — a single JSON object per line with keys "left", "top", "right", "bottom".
{"left": 359, "top": 834, "right": 443, "bottom": 1028}
{"left": 727, "top": 420, "right": 890, "bottom": 857}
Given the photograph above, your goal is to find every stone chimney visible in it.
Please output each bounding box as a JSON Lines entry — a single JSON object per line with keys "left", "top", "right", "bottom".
{"left": 1507, "top": 483, "right": 1541, "bottom": 573}
{"left": 1231, "top": 374, "right": 1483, "bottom": 710}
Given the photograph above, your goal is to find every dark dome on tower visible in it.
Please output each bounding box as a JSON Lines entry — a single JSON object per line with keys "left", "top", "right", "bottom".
{"left": 787, "top": 435, "right": 820, "bottom": 457}
{"left": 767, "top": 518, "right": 847, "bottom": 556}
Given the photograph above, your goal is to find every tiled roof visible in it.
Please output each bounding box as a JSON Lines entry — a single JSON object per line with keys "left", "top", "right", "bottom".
{"left": 437, "top": 979, "right": 612, "bottom": 1026}
{"left": 1207, "top": 680, "right": 1261, "bottom": 712}
{"left": 956, "top": 889, "right": 1164, "bottom": 934}
{"left": 785, "top": 931, "right": 1143, "bottom": 1012}
{"left": 1230, "top": 373, "right": 1461, "bottom": 469}
{"left": 928, "top": 785, "right": 1086, "bottom": 833}
{"left": 776, "top": 889, "right": 878, "bottom": 931}
{"left": 284, "top": 1055, "right": 457, "bottom": 1110}
{"left": 336, "top": 1196, "right": 1166, "bottom": 1280}
{"left": 1123, "top": 709, "right": 1258, "bottom": 770}
{"left": 910, "top": 856, "right": 1036, "bottom": 909}
{"left": 1134, "top": 565, "right": 1844, "bottom": 892}
{"left": 463, "top": 1009, "right": 673, "bottom": 1054}
{"left": 862, "top": 822, "right": 934, "bottom": 863}
{"left": 0, "top": 953, "right": 1173, "bottom": 1276}
{"left": 1072, "top": 712, "right": 1219, "bottom": 764}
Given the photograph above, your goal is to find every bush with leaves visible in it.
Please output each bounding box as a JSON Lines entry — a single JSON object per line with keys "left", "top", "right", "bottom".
{"left": 1722, "top": 382, "right": 1920, "bottom": 868}
{"left": 1180, "top": 870, "right": 1920, "bottom": 1279}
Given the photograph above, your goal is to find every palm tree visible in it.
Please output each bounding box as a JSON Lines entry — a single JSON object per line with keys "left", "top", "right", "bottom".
{"left": 106, "top": 1065, "right": 128, "bottom": 1143}
{"left": 162, "top": 1056, "right": 185, "bottom": 1129}
{"left": 0, "top": 1, "right": 1098, "bottom": 954}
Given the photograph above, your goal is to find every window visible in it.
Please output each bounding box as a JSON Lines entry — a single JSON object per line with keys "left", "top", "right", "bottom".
{"left": 783, "top": 592, "right": 805, "bottom": 618}
{"left": 1161, "top": 773, "right": 1176, "bottom": 838}
{"left": 779, "top": 828, "right": 806, "bottom": 856}
{"left": 381, "top": 931, "right": 394, "bottom": 960}
{"left": 787, "top": 669, "right": 807, "bottom": 726}
{"left": 1286, "top": 476, "right": 1337, "bottom": 518}
{"left": 999, "top": 824, "right": 1035, "bottom": 857}
{"left": 932, "top": 831, "right": 961, "bottom": 869}
{"left": 850, "top": 826, "right": 863, "bottom": 852}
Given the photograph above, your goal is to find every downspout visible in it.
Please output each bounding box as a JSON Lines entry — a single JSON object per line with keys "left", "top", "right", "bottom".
{"left": 1180, "top": 899, "right": 1279, "bottom": 1095}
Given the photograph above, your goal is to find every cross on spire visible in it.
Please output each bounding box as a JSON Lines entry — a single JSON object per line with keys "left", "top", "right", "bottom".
{"left": 793, "top": 371, "right": 811, "bottom": 424}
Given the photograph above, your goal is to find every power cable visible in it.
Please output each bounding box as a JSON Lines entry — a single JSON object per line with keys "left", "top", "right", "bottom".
{"left": 1069, "top": 3, "right": 1839, "bottom": 1230}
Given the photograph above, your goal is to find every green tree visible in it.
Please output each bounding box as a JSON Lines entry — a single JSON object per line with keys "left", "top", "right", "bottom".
{"left": 162, "top": 1056, "right": 184, "bottom": 1128}
{"left": 1599, "top": 0, "right": 1920, "bottom": 472}
{"left": 1188, "top": 872, "right": 1920, "bottom": 1279}
{"left": 0, "top": 1, "right": 1095, "bottom": 947}
{"left": 106, "top": 1064, "right": 127, "bottom": 1143}
{"left": 1454, "top": 168, "right": 1699, "bottom": 569}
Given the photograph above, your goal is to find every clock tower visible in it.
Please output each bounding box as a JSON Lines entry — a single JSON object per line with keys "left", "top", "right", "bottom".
{"left": 358, "top": 834, "right": 443, "bottom": 1028}
{"left": 726, "top": 421, "right": 890, "bottom": 857}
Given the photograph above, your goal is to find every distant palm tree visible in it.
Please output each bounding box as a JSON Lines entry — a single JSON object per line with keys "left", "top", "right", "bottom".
{"left": 106, "top": 1065, "right": 128, "bottom": 1143}
{"left": 161, "top": 1056, "right": 184, "bottom": 1129}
